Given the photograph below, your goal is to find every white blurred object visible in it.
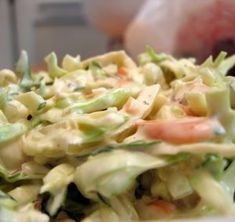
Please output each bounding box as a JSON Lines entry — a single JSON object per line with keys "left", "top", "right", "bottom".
{"left": 83, "top": 0, "right": 146, "bottom": 38}
{"left": 125, "top": 0, "right": 235, "bottom": 61}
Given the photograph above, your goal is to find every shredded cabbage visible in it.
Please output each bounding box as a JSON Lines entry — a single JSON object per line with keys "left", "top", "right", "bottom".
{"left": 0, "top": 48, "right": 234, "bottom": 221}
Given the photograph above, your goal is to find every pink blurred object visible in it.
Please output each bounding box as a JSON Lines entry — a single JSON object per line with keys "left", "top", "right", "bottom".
{"left": 125, "top": 0, "right": 235, "bottom": 61}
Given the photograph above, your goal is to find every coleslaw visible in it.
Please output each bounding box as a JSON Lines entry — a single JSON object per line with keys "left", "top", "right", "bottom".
{"left": 0, "top": 47, "right": 235, "bottom": 221}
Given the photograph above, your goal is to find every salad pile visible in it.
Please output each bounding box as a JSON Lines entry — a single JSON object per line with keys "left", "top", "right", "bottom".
{"left": 0, "top": 48, "right": 235, "bottom": 221}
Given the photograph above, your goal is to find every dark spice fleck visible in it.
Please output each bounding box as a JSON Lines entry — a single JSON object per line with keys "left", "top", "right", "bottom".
{"left": 27, "top": 114, "right": 32, "bottom": 120}
{"left": 143, "top": 100, "right": 149, "bottom": 105}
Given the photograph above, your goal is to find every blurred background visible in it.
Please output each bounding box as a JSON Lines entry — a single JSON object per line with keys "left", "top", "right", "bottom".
{"left": 0, "top": 0, "right": 235, "bottom": 69}
{"left": 0, "top": 0, "right": 109, "bottom": 68}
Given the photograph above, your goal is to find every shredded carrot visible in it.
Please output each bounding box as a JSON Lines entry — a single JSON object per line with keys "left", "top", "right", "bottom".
{"left": 137, "top": 117, "right": 221, "bottom": 144}
{"left": 178, "top": 104, "right": 194, "bottom": 116}
{"left": 122, "top": 97, "right": 141, "bottom": 116}
{"left": 148, "top": 199, "right": 176, "bottom": 215}
{"left": 84, "top": 92, "right": 94, "bottom": 99}
{"left": 118, "top": 66, "right": 128, "bottom": 76}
